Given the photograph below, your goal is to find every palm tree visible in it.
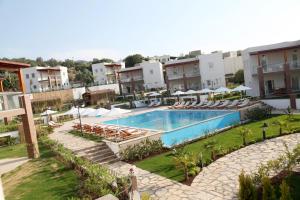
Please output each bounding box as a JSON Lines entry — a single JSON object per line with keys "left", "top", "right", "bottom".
{"left": 203, "top": 139, "right": 217, "bottom": 160}
{"left": 172, "top": 150, "right": 197, "bottom": 181}
{"left": 239, "top": 127, "right": 252, "bottom": 146}
{"left": 273, "top": 119, "right": 287, "bottom": 135}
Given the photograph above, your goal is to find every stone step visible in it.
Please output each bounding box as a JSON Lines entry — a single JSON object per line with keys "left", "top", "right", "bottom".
{"left": 86, "top": 151, "right": 115, "bottom": 160}
{"left": 92, "top": 154, "right": 118, "bottom": 163}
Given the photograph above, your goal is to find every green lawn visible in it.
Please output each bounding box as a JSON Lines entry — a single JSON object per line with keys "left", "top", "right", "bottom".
{"left": 2, "top": 143, "right": 80, "bottom": 200}
{"left": 0, "top": 144, "right": 27, "bottom": 159}
{"left": 135, "top": 114, "right": 300, "bottom": 182}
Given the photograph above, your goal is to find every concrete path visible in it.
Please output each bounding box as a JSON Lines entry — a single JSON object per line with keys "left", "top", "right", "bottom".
{"left": 0, "top": 157, "right": 29, "bottom": 175}
{"left": 50, "top": 119, "right": 300, "bottom": 200}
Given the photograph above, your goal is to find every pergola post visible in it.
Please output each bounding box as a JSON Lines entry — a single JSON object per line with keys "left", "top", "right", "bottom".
{"left": 20, "top": 95, "right": 39, "bottom": 158}
{"left": 17, "top": 69, "right": 26, "bottom": 93}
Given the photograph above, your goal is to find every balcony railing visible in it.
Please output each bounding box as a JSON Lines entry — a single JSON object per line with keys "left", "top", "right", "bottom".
{"left": 168, "top": 72, "right": 200, "bottom": 80}
{"left": 167, "top": 74, "right": 184, "bottom": 80}
{"left": 252, "top": 61, "right": 300, "bottom": 75}
{"left": 185, "top": 71, "right": 201, "bottom": 78}
{"left": 120, "top": 76, "right": 143, "bottom": 83}
{"left": 0, "top": 92, "right": 23, "bottom": 111}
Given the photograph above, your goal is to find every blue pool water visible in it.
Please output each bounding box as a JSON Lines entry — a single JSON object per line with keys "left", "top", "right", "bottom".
{"left": 104, "top": 110, "right": 240, "bottom": 147}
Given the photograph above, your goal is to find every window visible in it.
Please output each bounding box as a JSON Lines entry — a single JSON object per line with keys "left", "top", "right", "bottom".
{"left": 26, "top": 74, "right": 29, "bottom": 79}
{"left": 261, "top": 55, "right": 267, "bottom": 70}
{"left": 193, "top": 66, "right": 198, "bottom": 73}
{"left": 292, "top": 50, "right": 298, "bottom": 68}
{"left": 173, "top": 68, "right": 178, "bottom": 75}
{"left": 208, "top": 62, "right": 214, "bottom": 69}
{"left": 63, "top": 72, "right": 66, "bottom": 76}
{"left": 31, "top": 73, "right": 35, "bottom": 78}
{"left": 100, "top": 69, "right": 103, "bottom": 72}
{"left": 206, "top": 80, "right": 211, "bottom": 86}
{"left": 150, "top": 69, "right": 154, "bottom": 74}
{"left": 33, "top": 85, "right": 37, "bottom": 89}
{"left": 95, "top": 69, "right": 98, "bottom": 73}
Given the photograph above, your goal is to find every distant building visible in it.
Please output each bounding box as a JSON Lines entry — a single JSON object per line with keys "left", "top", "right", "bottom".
{"left": 223, "top": 51, "right": 244, "bottom": 84}
{"left": 198, "top": 51, "right": 227, "bottom": 89}
{"left": 242, "top": 40, "right": 300, "bottom": 109}
{"left": 92, "top": 62, "right": 125, "bottom": 85}
{"left": 149, "top": 55, "right": 176, "bottom": 64}
{"left": 118, "top": 60, "right": 165, "bottom": 95}
{"left": 21, "top": 66, "right": 69, "bottom": 93}
{"left": 165, "top": 57, "right": 201, "bottom": 92}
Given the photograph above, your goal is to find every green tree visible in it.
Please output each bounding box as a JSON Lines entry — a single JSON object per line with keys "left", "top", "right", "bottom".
{"left": 262, "top": 176, "right": 276, "bottom": 200}
{"left": 124, "top": 54, "right": 144, "bottom": 68}
{"left": 2, "top": 72, "right": 18, "bottom": 91}
{"left": 92, "top": 58, "right": 114, "bottom": 64}
{"left": 36, "top": 57, "right": 46, "bottom": 66}
{"left": 239, "top": 127, "right": 252, "bottom": 146}
{"left": 75, "top": 69, "right": 94, "bottom": 86}
{"left": 234, "top": 69, "right": 245, "bottom": 84}
{"left": 172, "top": 149, "right": 199, "bottom": 181}
{"left": 46, "top": 58, "right": 59, "bottom": 67}
{"left": 279, "top": 180, "right": 292, "bottom": 200}
{"left": 238, "top": 170, "right": 257, "bottom": 200}
{"left": 273, "top": 119, "right": 287, "bottom": 135}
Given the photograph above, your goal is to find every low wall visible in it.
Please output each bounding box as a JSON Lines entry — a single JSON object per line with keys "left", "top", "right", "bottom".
{"left": 103, "top": 131, "right": 162, "bottom": 157}
{"left": 238, "top": 102, "right": 262, "bottom": 121}
{"left": 31, "top": 89, "right": 74, "bottom": 103}
{"left": 261, "top": 99, "right": 291, "bottom": 109}
{"left": 297, "top": 98, "right": 300, "bottom": 109}
{"left": 89, "top": 84, "right": 119, "bottom": 94}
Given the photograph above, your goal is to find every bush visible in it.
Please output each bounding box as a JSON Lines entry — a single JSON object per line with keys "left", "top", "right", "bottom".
{"left": 39, "top": 136, "right": 130, "bottom": 199}
{"left": 262, "top": 176, "right": 276, "bottom": 200}
{"left": 120, "top": 139, "right": 164, "bottom": 162}
{"left": 246, "top": 107, "right": 272, "bottom": 121}
{"left": 36, "top": 126, "right": 54, "bottom": 137}
{"left": 0, "top": 122, "right": 19, "bottom": 133}
{"left": 239, "top": 170, "right": 257, "bottom": 200}
{"left": 279, "top": 180, "right": 292, "bottom": 200}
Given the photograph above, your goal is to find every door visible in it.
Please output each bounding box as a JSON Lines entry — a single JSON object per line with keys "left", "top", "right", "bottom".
{"left": 291, "top": 76, "right": 300, "bottom": 90}
{"left": 265, "top": 80, "right": 274, "bottom": 94}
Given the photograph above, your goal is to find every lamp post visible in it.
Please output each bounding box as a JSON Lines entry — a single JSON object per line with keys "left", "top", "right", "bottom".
{"left": 75, "top": 100, "right": 85, "bottom": 134}
{"left": 261, "top": 122, "right": 268, "bottom": 140}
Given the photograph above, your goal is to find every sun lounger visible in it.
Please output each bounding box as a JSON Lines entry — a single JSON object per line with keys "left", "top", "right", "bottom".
{"left": 199, "top": 101, "right": 213, "bottom": 109}
{"left": 237, "top": 99, "right": 250, "bottom": 108}
{"left": 153, "top": 101, "right": 162, "bottom": 107}
{"left": 176, "top": 101, "right": 191, "bottom": 109}
{"left": 192, "top": 101, "right": 205, "bottom": 109}
{"left": 148, "top": 101, "right": 156, "bottom": 107}
{"left": 226, "top": 100, "right": 240, "bottom": 109}
{"left": 207, "top": 100, "right": 221, "bottom": 109}
{"left": 48, "top": 121, "right": 62, "bottom": 128}
{"left": 168, "top": 102, "right": 179, "bottom": 109}
{"left": 169, "top": 101, "right": 185, "bottom": 109}
{"left": 185, "top": 101, "right": 197, "bottom": 109}
{"left": 216, "top": 100, "right": 231, "bottom": 109}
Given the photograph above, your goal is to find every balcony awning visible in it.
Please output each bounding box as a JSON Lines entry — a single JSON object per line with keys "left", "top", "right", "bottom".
{"left": 0, "top": 60, "right": 30, "bottom": 72}
{"left": 249, "top": 45, "right": 300, "bottom": 55}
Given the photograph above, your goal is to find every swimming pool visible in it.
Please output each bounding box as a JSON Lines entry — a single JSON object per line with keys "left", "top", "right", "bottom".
{"left": 104, "top": 110, "right": 241, "bottom": 147}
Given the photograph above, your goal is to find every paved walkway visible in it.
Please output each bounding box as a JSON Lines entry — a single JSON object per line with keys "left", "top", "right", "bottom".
{"left": 50, "top": 122, "right": 300, "bottom": 200}
{"left": 0, "top": 157, "right": 29, "bottom": 175}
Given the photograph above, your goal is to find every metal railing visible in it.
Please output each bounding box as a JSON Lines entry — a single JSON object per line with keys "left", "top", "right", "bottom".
{"left": 252, "top": 61, "right": 300, "bottom": 75}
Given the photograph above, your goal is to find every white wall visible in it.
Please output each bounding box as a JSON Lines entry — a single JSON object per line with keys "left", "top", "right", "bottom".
{"left": 92, "top": 63, "right": 107, "bottom": 85}
{"left": 59, "top": 66, "right": 70, "bottom": 89}
{"left": 297, "top": 98, "right": 300, "bottom": 109}
{"left": 141, "top": 61, "right": 165, "bottom": 89}
{"left": 224, "top": 56, "right": 244, "bottom": 75}
{"left": 198, "top": 52, "right": 226, "bottom": 89}
{"left": 22, "top": 67, "right": 40, "bottom": 93}
{"left": 72, "top": 87, "right": 86, "bottom": 100}
{"left": 88, "top": 84, "right": 120, "bottom": 94}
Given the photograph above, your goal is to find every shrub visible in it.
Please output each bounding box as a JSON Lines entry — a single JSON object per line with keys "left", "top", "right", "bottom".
{"left": 36, "top": 125, "right": 54, "bottom": 137}
{"left": 238, "top": 170, "right": 257, "bottom": 200}
{"left": 5, "top": 137, "right": 17, "bottom": 146}
{"left": 239, "top": 127, "right": 252, "bottom": 146}
{"left": 262, "top": 176, "right": 276, "bottom": 200}
{"left": 279, "top": 180, "right": 292, "bottom": 200}
{"left": 39, "top": 136, "right": 130, "bottom": 199}
{"left": 246, "top": 107, "right": 272, "bottom": 121}
{"left": 0, "top": 122, "right": 19, "bottom": 133}
{"left": 120, "top": 139, "right": 164, "bottom": 162}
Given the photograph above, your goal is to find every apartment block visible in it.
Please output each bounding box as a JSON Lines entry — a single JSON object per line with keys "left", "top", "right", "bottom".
{"left": 223, "top": 51, "right": 244, "bottom": 83}
{"left": 92, "top": 62, "right": 125, "bottom": 85}
{"left": 242, "top": 40, "right": 300, "bottom": 108}
{"left": 22, "top": 66, "right": 69, "bottom": 93}
{"left": 118, "top": 60, "right": 165, "bottom": 95}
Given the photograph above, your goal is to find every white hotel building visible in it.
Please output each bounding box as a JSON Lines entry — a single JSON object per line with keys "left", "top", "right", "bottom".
{"left": 92, "top": 62, "right": 125, "bottom": 85}
{"left": 21, "top": 66, "right": 70, "bottom": 93}
{"left": 165, "top": 51, "right": 242, "bottom": 93}
{"left": 242, "top": 40, "right": 300, "bottom": 109}
{"left": 117, "top": 60, "right": 165, "bottom": 95}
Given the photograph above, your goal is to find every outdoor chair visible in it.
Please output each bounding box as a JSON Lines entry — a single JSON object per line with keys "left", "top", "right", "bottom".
{"left": 226, "top": 100, "right": 240, "bottom": 109}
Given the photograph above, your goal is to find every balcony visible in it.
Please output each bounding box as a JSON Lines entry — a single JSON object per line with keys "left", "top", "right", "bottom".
{"left": 120, "top": 76, "right": 143, "bottom": 83}
{"left": 185, "top": 71, "right": 201, "bottom": 78}
{"left": 167, "top": 73, "right": 184, "bottom": 80}
{"left": 252, "top": 61, "right": 300, "bottom": 75}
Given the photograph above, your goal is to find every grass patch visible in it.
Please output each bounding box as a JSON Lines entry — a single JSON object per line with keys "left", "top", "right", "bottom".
{"left": 0, "top": 144, "right": 27, "bottom": 159}
{"left": 135, "top": 114, "right": 300, "bottom": 182}
{"left": 69, "top": 130, "right": 103, "bottom": 142}
{"left": 2, "top": 143, "right": 80, "bottom": 200}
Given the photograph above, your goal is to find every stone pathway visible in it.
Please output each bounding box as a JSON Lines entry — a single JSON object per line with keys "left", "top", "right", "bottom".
{"left": 50, "top": 123, "right": 300, "bottom": 200}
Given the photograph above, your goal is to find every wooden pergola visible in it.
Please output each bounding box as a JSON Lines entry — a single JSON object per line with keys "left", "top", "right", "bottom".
{"left": 0, "top": 60, "right": 30, "bottom": 93}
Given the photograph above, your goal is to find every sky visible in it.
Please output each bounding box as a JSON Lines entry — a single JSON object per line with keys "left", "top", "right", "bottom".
{"left": 0, "top": 0, "right": 300, "bottom": 61}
